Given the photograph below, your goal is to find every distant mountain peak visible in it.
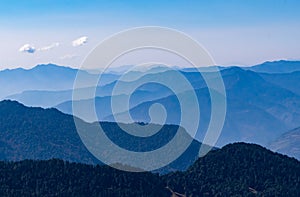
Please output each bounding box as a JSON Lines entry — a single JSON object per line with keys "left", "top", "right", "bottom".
{"left": 0, "top": 99, "right": 61, "bottom": 114}
{"left": 0, "top": 99, "right": 25, "bottom": 107}
{"left": 263, "top": 59, "right": 300, "bottom": 64}
{"left": 33, "top": 63, "right": 76, "bottom": 71}
{"left": 245, "top": 60, "right": 300, "bottom": 73}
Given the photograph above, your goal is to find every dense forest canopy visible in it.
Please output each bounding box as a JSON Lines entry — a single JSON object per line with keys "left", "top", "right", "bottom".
{"left": 0, "top": 143, "right": 299, "bottom": 197}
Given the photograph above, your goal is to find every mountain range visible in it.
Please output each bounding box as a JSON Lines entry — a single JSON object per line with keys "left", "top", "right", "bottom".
{"left": 103, "top": 67, "right": 300, "bottom": 147}
{"left": 244, "top": 60, "right": 300, "bottom": 73}
{"left": 0, "top": 64, "right": 119, "bottom": 100}
{"left": 2, "top": 60, "right": 300, "bottom": 159}
{"left": 0, "top": 61, "right": 300, "bottom": 196}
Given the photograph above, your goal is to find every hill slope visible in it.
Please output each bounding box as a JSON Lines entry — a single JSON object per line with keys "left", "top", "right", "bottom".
{"left": 0, "top": 143, "right": 299, "bottom": 196}
{"left": 0, "top": 100, "right": 203, "bottom": 173}
{"left": 0, "top": 100, "right": 99, "bottom": 164}
{"left": 0, "top": 159, "right": 168, "bottom": 197}
{"left": 164, "top": 142, "right": 300, "bottom": 196}
{"left": 269, "top": 127, "right": 300, "bottom": 160}
{"left": 259, "top": 71, "right": 300, "bottom": 96}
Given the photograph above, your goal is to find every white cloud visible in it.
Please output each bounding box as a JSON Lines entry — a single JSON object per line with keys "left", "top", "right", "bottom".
{"left": 38, "top": 42, "right": 60, "bottom": 51}
{"left": 72, "top": 36, "right": 88, "bottom": 47}
{"left": 19, "top": 44, "right": 36, "bottom": 54}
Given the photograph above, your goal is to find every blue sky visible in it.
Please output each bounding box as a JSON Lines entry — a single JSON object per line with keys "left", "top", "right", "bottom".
{"left": 0, "top": 0, "right": 300, "bottom": 69}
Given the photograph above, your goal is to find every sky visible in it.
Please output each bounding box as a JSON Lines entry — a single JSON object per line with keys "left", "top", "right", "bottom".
{"left": 0, "top": 0, "right": 300, "bottom": 69}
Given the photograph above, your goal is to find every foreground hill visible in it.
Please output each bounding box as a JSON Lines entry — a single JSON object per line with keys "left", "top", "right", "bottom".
{"left": 0, "top": 100, "right": 99, "bottom": 164}
{"left": 0, "top": 143, "right": 299, "bottom": 196}
{"left": 0, "top": 159, "right": 168, "bottom": 197}
{"left": 0, "top": 100, "right": 203, "bottom": 173}
{"left": 164, "top": 142, "right": 300, "bottom": 196}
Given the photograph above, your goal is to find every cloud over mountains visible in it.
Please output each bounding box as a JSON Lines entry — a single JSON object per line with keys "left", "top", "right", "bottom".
{"left": 19, "top": 44, "right": 36, "bottom": 54}
{"left": 72, "top": 36, "right": 88, "bottom": 47}
{"left": 19, "top": 42, "right": 60, "bottom": 54}
{"left": 38, "top": 42, "right": 60, "bottom": 51}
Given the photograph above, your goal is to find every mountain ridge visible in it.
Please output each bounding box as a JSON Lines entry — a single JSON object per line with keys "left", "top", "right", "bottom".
{"left": 0, "top": 100, "right": 205, "bottom": 173}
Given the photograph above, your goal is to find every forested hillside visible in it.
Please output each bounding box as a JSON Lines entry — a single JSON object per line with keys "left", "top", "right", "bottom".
{"left": 0, "top": 143, "right": 299, "bottom": 197}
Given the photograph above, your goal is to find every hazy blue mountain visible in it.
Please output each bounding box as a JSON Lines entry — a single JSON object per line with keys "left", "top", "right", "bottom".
{"left": 5, "top": 65, "right": 182, "bottom": 108}
{"left": 3, "top": 61, "right": 300, "bottom": 106}
{"left": 7, "top": 68, "right": 201, "bottom": 108}
{"left": 259, "top": 71, "right": 300, "bottom": 96}
{"left": 222, "top": 67, "right": 300, "bottom": 130}
{"left": 268, "top": 127, "right": 300, "bottom": 160}
{"left": 103, "top": 64, "right": 180, "bottom": 74}
{"left": 6, "top": 85, "right": 118, "bottom": 108}
{"left": 105, "top": 88, "right": 287, "bottom": 147}
{"left": 180, "top": 65, "right": 227, "bottom": 72}
{"left": 7, "top": 89, "right": 75, "bottom": 108}
{"left": 56, "top": 95, "right": 127, "bottom": 121}
{"left": 218, "top": 67, "right": 300, "bottom": 143}
{"left": 0, "top": 64, "right": 119, "bottom": 100}
{"left": 53, "top": 70, "right": 211, "bottom": 118}
{"left": 4, "top": 62, "right": 300, "bottom": 149}
{"left": 55, "top": 84, "right": 173, "bottom": 122}
{"left": 244, "top": 60, "right": 300, "bottom": 73}
{"left": 0, "top": 100, "right": 205, "bottom": 173}
{"left": 105, "top": 67, "right": 300, "bottom": 147}
{"left": 7, "top": 80, "right": 174, "bottom": 109}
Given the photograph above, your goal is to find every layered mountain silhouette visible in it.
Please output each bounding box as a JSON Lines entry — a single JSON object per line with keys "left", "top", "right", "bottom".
{"left": 104, "top": 67, "right": 300, "bottom": 147}
{"left": 7, "top": 60, "right": 300, "bottom": 106}
{"left": 244, "top": 60, "right": 300, "bottom": 73}
{"left": 2, "top": 61, "right": 300, "bottom": 158}
{"left": 0, "top": 64, "right": 119, "bottom": 100}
